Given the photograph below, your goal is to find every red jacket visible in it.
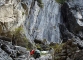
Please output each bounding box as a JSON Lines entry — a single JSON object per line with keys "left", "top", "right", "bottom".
{"left": 30, "top": 50, "right": 35, "bottom": 55}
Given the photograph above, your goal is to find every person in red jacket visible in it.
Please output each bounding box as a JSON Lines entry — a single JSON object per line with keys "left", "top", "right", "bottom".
{"left": 30, "top": 49, "right": 35, "bottom": 55}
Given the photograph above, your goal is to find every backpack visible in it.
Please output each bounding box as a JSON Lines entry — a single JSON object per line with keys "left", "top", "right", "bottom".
{"left": 35, "top": 50, "right": 40, "bottom": 54}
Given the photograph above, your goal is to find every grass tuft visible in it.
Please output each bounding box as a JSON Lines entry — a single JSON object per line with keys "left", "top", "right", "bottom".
{"left": 37, "top": 0, "right": 44, "bottom": 8}
{"left": 56, "top": 0, "right": 66, "bottom": 4}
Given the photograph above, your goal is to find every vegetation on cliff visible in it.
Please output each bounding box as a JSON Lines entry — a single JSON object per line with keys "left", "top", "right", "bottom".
{"left": 12, "top": 26, "right": 33, "bottom": 50}
{"left": 50, "top": 39, "right": 80, "bottom": 60}
{"left": 56, "top": 0, "right": 66, "bottom": 4}
{"left": 37, "top": 0, "right": 44, "bottom": 8}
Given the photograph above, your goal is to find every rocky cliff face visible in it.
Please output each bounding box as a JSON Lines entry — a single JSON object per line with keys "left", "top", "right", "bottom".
{"left": 0, "top": 0, "right": 26, "bottom": 33}
{"left": 61, "top": 0, "right": 83, "bottom": 47}
{"left": 0, "top": 0, "right": 61, "bottom": 43}
{"left": 1, "top": 0, "right": 83, "bottom": 60}
{"left": 24, "top": 0, "right": 61, "bottom": 43}
{"left": 0, "top": 0, "right": 83, "bottom": 45}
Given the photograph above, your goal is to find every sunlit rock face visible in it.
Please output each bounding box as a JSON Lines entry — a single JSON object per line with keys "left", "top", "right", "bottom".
{"left": 0, "top": 0, "right": 26, "bottom": 32}
{"left": 61, "top": 0, "right": 83, "bottom": 46}
{"left": 0, "top": 0, "right": 61, "bottom": 43}
{"left": 24, "top": 0, "right": 61, "bottom": 43}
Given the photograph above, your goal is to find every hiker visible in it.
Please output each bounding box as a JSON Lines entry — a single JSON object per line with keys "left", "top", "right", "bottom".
{"left": 30, "top": 49, "right": 35, "bottom": 56}
{"left": 33, "top": 49, "right": 41, "bottom": 59}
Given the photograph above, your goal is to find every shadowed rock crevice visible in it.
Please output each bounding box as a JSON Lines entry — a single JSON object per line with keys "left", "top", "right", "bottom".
{"left": 61, "top": 0, "right": 83, "bottom": 48}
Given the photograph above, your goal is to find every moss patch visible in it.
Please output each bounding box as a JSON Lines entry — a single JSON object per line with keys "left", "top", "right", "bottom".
{"left": 37, "top": 0, "right": 44, "bottom": 8}
{"left": 50, "top": 43, "right": 64, "bottom": 53}
{"left": 22, "top": 12, "right": 25, "bottom": 15}
{"left": 56, "top": 0, "right": 66, "bottom": 4}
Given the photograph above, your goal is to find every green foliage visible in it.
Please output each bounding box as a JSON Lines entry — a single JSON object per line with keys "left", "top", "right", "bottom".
{"left": 12, "top": 26, "right": 33, "bottom": 50}
{"left": 17, "top": 37, "right": 28, "bottom": 47}
{"left": 37, "top": 0, "right": 44, "bottom": 8}
{"left": 56, "top": 0, "right": 66, "bottom": 4}
{"left": 14, "top": 26, "right": 23, "bottom": 36}
{"left": 37, "top": 0, "right": 42, "bottom": 4}
{"left": 43, "top": 39, "right": 47, "bottom": 44}
{"left": 27, "top": 42, "right": 33, "bottom": 50}
{"left": 50, "top": 43, "right": 64, "bottom": 53}
{"left": 22, "top": 12, "right": 25, "bottom": 15}
{"left": 35, "top": 44, "right": 42, "bottom": 50}
{"left": 36, "top": 44, "right": 40, "bottom": 48}
{"left": 38, "top": 3, "right": 44, "bottom": 8}
{"left": 50, "top": 43, "right": 65, "bottom": 60}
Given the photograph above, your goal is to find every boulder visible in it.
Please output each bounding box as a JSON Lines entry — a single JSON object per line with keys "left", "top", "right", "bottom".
{"left": 0, "top": 36, "right": 11, "bottom": 42}
{"left": 0, "top": 36, "right": 30, "bottom": 60}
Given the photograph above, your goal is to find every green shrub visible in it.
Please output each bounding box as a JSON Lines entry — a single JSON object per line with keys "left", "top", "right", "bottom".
{"left": 12, "top": 26, "right": 33, "bottom": 50}
{"left": 35, "top": 44, "right": 42, "bottom": 50}
{"left": 22, "top": 12, "right": 25, "bottom": 15}
{"left": 37, "top": 0, "right": 43, "bottom": 4}
{"left": 37, "top": 0, "right": 44, "bottom": 8}
{"left": 14, "top": 27, "right": 23, "bottom": 35}
{"left": 56, "top": 0, "right": 66, "bottom": 4}
{"left": 38, "top": 3, "right": 44, "bottom": 8}
{"left": 50, "top": 43, "right": 64, "bottom": 53}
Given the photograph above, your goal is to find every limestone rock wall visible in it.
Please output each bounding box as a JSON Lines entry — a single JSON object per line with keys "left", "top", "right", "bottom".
{"left": 24, "top": 0, "right": 61, "bottom": 43}
{"left": 0, "top": 0, "right": 26, "bottom": 32}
